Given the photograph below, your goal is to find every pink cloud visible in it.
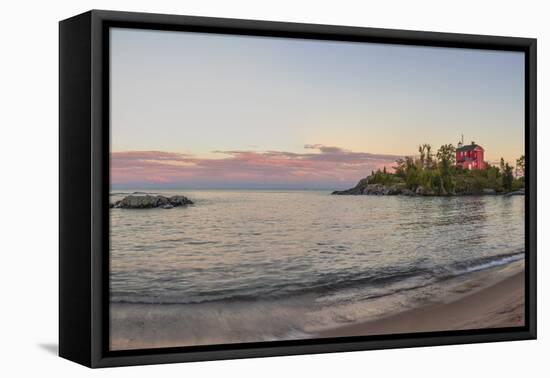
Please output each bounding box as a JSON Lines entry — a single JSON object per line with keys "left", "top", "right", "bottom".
{"left": 111, "top": 145, "right": 401, "bottom": 188}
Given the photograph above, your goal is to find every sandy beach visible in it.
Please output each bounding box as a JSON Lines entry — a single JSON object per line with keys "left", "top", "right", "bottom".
{"left": 111, "top": 258, "right": 525, "bottom": 350}
{"left": 318, "top": 264, "right": 525, "bottom": 338}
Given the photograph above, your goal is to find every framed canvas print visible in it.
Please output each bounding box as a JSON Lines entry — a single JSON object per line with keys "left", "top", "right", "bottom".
{"left": 59, "top": 10, "right": 537, "bottom": 368}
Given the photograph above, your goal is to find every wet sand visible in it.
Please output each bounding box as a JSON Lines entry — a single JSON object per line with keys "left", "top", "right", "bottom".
{"left": 318, "top": 269, "right": 525, "bottom": 338}
{"left": 110, "top": 261, "right": 525, "bottom": 350}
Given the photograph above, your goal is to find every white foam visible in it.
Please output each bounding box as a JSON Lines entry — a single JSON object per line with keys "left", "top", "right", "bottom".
{"left": 460, "top": 253, "right": 524, "bottom": 274}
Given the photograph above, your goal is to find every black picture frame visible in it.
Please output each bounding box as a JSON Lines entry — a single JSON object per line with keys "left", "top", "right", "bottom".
{"left": 59, "top": 9, "right": 537, "bottom": 368}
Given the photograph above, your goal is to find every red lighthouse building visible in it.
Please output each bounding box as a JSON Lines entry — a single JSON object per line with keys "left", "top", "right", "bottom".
{"left": 456, "top": 137, "right": 485, "bottom": 170}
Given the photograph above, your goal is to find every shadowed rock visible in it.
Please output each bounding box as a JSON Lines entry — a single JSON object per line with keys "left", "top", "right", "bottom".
{"left": 332, "top": 178, "right": 407, "bottom": 196}
{"left": 110, "top": 195, "right": 193, "bottom": 209}
{"left": 331, "top": 178, "right": 369, "bottom": 195}
{"left": 504, "top": 189, "right": 525, "bottom": 197}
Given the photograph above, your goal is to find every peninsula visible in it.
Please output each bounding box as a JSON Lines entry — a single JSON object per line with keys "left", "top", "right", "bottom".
{"left": 333, "top": 142, "right": 525, "bottom": 196}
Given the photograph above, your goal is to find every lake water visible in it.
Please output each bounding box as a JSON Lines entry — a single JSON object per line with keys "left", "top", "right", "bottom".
{"left": 109, "top": 190, "right": 524, "bottom": 348}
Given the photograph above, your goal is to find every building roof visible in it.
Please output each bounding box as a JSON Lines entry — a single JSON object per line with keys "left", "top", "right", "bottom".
{"left": 457, "top": 143, "right": 483, "bottom": 152}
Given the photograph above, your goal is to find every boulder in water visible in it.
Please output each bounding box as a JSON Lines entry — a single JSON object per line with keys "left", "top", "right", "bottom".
{"left": 110, "top": 194, "right": 193, "bottom": 209}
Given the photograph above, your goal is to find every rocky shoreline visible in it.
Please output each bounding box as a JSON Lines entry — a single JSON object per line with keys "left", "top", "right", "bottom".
{"left": 110, "top": 194, "right": 193, "bottom": 209}
{"left": 332, "top": 178, "right": 525, "bottom": 197}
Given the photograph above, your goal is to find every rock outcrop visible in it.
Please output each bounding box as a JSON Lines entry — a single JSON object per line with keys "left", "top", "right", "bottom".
{"left": 482, "top": 188, "right": 497, "bottom": 195}
{"left": 504, "top": 189, "right": 525, "bottom": 197}
{"left": 331, "top": 178, "right": 369, "bottom": 195}
{"left": 332, "top": 176, "right": 524, "bottom": 197}
{"left": 333, "top": 181, "right": 409, "bottom": 196}
{"left": 110, "top": 194, "right": 193, "bottom": 209}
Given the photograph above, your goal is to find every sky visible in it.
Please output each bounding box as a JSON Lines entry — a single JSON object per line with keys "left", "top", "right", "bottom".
{"left": 110, "top": 27, "right": 525, "bottom": 189}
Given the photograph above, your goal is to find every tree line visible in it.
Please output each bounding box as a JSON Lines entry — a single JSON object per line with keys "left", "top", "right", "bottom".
{"left": 367, "top": 144, "right": 525, "bottom": 195}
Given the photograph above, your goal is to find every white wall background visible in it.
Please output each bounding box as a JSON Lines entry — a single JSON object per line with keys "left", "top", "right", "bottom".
{"left": 0, "top": 0, "right": 547, "bottom": 376}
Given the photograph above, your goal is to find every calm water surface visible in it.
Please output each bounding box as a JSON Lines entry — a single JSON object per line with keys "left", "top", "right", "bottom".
{"left": 109, "top": 190, "right": 524, "bottom": 344}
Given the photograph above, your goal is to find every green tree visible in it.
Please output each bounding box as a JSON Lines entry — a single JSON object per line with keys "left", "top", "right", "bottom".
{"left": 406, "top": 166, "right": 420, "bottom": 189}
{"left": 503, "top": 162, "right": 514, "bottom": 191}
{"left": 418, "top": 145, "right": 426, "bottom": 168}
{"left": 486, "top": 165, "right": 501, "bottom": 192}
{"left": 393, "top": 158, "right": 406, "bottom": 178}
{"left": 424, "top": 144, "right": 433, "bottom": 168}
{"left": 436, "top": 144, "right": 456, "bottom": 166}
{"left": 516, "top": 155, "right": 525, "bottom": 177}
{"left": 436, "top": 144, "right": 456, "bottom": 193}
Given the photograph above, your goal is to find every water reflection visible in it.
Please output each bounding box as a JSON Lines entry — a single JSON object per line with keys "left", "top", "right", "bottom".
{"left": 110, "top": 190, "right": 524, "bottom": 305}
